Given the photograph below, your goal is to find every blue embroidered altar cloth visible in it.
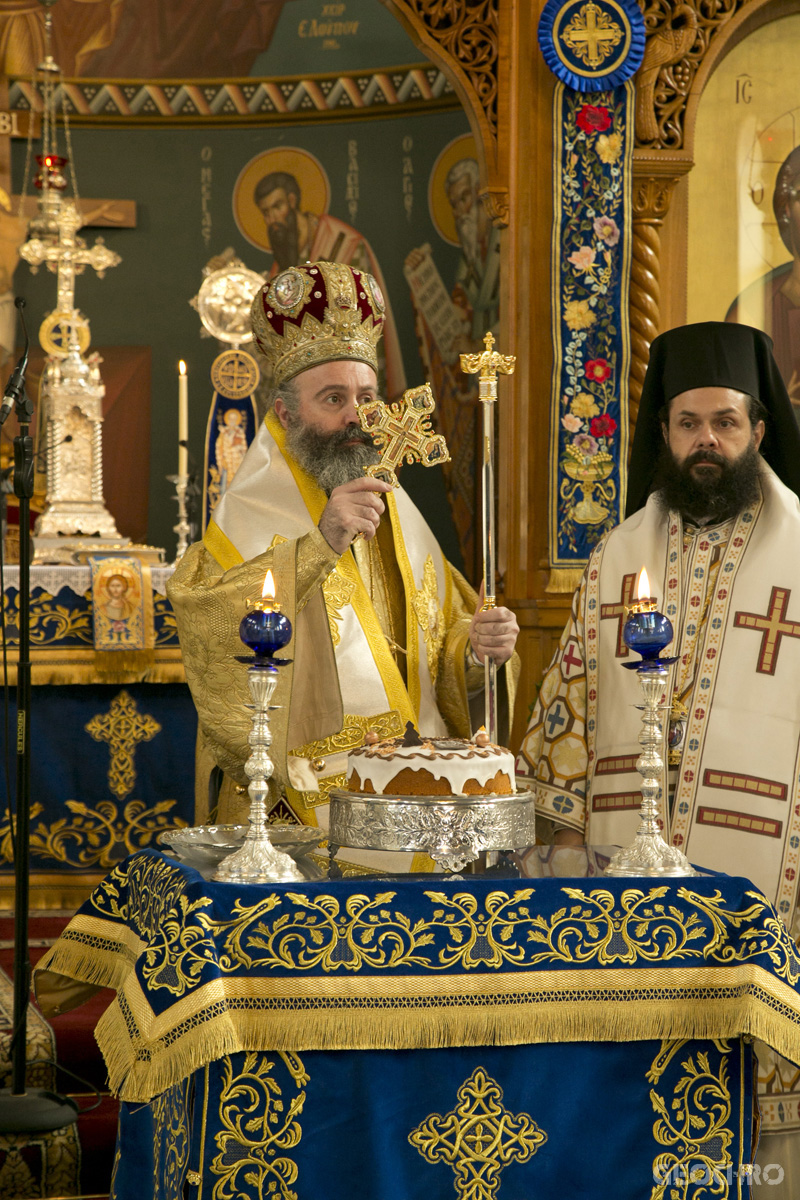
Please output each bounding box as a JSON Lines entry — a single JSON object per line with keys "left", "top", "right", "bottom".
{"left": 34, "top": 849, "right": 800, "bottom": 1105}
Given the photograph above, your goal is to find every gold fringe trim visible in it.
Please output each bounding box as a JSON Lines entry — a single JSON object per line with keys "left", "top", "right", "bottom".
{"left": 93, "top": 649, "right": 156, "bottom": 676}
{"left": 94, "top": 990, "right": 800, "bottom": 1103}
{"left": 545, "top": 568, "right": 583, "bottom": 594}
{"left": 34, "top": 944, "right": 135, "bottom": 1004}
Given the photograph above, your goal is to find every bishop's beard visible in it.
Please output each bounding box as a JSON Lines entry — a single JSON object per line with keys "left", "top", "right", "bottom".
{"left": 654, "top": 442, "right": 762, "bottom": 524}
{"left": 284, "top": 417, "right": 380, "bottom": 494}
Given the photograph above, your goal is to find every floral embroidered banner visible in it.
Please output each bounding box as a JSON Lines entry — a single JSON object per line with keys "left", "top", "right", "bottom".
{"left": 549, "top": 81, "right": 633, "bottom": 572}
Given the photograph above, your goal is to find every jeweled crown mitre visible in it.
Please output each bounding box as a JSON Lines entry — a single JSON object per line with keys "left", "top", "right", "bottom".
{"left": 250, "top": 261, "right": 386, "bottom": 389}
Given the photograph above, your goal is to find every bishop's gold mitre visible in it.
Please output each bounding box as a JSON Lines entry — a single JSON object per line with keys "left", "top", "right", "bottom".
{"left": 250, "top": 260, "right": 386, "bottom": 388}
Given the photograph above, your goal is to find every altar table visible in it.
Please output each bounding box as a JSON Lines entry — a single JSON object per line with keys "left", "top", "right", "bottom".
{"left": 34, "top": 848, "right": 800, "bottom": 1199}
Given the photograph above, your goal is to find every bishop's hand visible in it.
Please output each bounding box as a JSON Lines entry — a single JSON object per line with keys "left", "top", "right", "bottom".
{"left": 318, "top": 477, "right": 392, "bottom": 555}
{"left": 468, "top": 582, "right": 519, "bottom": 667}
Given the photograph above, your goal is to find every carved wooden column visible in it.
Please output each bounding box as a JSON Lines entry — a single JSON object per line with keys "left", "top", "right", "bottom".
{"left": 382, "top": 0, "right": 509, "bottom": 228}
{"left": 629, "top": 154, "right": 691, "bottom": 424}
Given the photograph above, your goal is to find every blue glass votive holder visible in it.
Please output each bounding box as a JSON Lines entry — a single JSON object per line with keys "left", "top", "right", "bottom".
{"left": 622, "top": 601, "right": 674, "bottom": 664}
{"left": 239, "top": 602, "right": 293, "bottom": 663}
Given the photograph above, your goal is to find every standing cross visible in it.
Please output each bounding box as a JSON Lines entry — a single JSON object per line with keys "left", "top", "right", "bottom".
{"left": 358, "top": 383, "right": 450, "bottom": 489}
{"left": 561, "top": 1, "right": 623, "bottom": 68}
{"left": 734, "top": 586, "right": 800, "bottom": 675}
{"left": 20, "top": 200, "right": 120, "bottom": 314}
{"left": 85, "top": 690, "right": 161, "bottom": 800}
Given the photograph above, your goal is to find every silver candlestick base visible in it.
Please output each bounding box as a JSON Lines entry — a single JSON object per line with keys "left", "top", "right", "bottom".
{"left": 605, "top": 663, "right": 698, "bottom": 878}
{"left": 215, "top": 665, "right": 303, "bottom": 884}
{"left": 167, "top": 473, "right": 191, "bottom": 564}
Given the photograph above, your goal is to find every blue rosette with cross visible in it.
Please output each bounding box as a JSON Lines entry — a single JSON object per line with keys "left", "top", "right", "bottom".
{"left": 538, "top": 0, "right": 645, "bottom": 91}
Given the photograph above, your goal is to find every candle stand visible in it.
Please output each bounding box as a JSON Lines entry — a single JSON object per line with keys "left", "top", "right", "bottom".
{"left": 605, "top": 597, "right": 698, "bottom": 878}
{"left": 215, "top": 594, "right": 303, "bottom": 884}
{"left": 167, "top": 472, "right": 191, "bottom": 565}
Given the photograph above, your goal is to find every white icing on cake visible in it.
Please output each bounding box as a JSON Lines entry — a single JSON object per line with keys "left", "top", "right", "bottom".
{"left": 347, "top": 735, "right": 516, "bottom": 796}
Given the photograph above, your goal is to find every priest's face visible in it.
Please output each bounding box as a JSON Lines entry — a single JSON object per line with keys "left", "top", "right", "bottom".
{"left": 274, "top": 360, "right": 380, "bottom": 492}
{"left": 659, "top": 386, "right": 765, "bottom": 520}
{"left": 664, "top": 387, "right": 764, "bottom": 470}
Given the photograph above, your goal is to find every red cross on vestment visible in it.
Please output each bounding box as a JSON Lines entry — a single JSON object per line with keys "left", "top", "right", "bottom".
{"left": 733, "top": 586, "right": 800, "bottom": 675}
{"left": 562, "top": 642, "right": 583, "bottom": 677}
{"left": 600, "top": 573, "right": 637, "bottom": 658}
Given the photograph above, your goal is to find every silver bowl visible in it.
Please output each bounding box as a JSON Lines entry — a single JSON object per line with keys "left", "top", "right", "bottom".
{"left": 159, "top": 824, "right": 325, "bottom": 875}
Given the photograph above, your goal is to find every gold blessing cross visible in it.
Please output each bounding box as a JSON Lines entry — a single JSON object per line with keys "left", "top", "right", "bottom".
{"left": 358, "top": 383, "right": 450, "bottom": 489}
{"left": 460, "top": 331, "right": 516, "bottom": 400}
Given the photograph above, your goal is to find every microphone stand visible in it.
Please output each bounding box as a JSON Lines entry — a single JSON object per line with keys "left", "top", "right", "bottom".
{"left": 0, "top": 300, "right": 78, "bottom": 1132}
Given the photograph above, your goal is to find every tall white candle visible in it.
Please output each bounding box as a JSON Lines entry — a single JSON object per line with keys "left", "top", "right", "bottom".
{"left": 178, "top": 360, "right": 188, "bottom": 477}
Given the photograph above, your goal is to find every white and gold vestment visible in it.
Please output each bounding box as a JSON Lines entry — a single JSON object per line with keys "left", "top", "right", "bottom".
{"left": 168, "top": 411, "right": 517, "bottom": 864}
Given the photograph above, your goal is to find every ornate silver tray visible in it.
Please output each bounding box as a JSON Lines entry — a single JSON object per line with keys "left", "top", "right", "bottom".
{"left": 328, "top": 788, "right": 537, "bottom": 873}
{"left": 159, "top": 825, "right": 324, "bottom": 877}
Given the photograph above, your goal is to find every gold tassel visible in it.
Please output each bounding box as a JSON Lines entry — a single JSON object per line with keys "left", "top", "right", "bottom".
{"left": 93, "top": 649, "right": 156, "bottom": 676}
{"left": 545, "top": 568, "right": 583, "bottom": 594}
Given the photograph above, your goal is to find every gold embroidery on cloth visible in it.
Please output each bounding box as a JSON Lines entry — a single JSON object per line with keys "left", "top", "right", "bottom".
{"left": 152, "top": 1076, "right": 192, "bottom": 1200}
{"left": 210, "top": 1051, "right": 306, "bottom": 1200}
{"left": 321, "top": 568, "right": 356, "bottom": 646}
{"left": 294, "top": 771, "right": 346, "bottom": 811}
{"left": 290, "top": 711, "right": 404, "bottom": 806}
{"left": 85, "top": 690, "right": 161, "bottom": 799}
{"left": 290, "top": 711, "right": 404, "bottom": 762}
{"left": 409, "top": 1067, "right": 546, "bottom": 1200}
{"left": 23, "top": 798, "right": 186, "bottom": 869}
{"left": 411, "top": 554, "right": 445, "bottom": 683}
{"left": 649, "top": 1040, "right": 734, "bottom": 1198}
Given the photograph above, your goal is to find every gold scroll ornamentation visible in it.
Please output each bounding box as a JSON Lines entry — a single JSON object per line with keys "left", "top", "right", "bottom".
{"left": 649, "top": 1040, "right": 734, "bottom": 1199}
{"left": 321, "top": 568, "right": 356, "bottom": 647}
{"left": 210, "top": 1052, "right": 306, "bottom": 1200}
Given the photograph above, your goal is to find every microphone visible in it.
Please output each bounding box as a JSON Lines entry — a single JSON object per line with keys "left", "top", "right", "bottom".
{"left": 0, "top": 299, "right": 29, "bottom": 428}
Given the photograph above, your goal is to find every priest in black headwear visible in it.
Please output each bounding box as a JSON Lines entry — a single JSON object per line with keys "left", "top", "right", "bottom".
{"left": 518, "top": 321, "right": 800, "bottom": 928}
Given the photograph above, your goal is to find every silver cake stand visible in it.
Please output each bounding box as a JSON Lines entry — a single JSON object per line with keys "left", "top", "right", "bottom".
{"left": 328, "top": 787, "right": 537, "bottom": 872}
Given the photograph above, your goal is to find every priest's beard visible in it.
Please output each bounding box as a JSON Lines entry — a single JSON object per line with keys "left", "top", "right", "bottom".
{"left": 285, "top": 417, "right": 380, "bottom": 494}
{"left": 655, "top": 442, "right": 762, "bottom": 523}
{"left": 268, "top": 208, "right": 300, "bottom": 272}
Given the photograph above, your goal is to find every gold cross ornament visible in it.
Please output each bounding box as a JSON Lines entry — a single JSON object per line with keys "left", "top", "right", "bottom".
{"left": 409, "top": 1067, "right": 547, "bottom": 1200}
{"left": 460, "top": 331, "right": 516, "bottom": 401}
{"left": 85, "top": 690, "right": 161, "bottom": 800}
{"left": 561, "top": 0, "right": 624, "bottom": 69}
{"left": 358, "top": 383, "right": 450, "bottom": 488}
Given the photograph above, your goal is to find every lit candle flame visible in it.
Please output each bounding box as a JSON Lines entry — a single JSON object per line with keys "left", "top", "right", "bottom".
{"left": 262, "top": 569, "right": 275, "bottom": 602}
{"left": 179, "top": 360, "right": 186, "bottom": 376}
{"left": 637, "top": 566, "right": 650, "bottom": 602}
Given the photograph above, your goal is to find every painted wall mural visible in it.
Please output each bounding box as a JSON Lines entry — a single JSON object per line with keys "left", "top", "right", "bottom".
{"left": 2, "top": 0, "right": 488, "bottom": 573}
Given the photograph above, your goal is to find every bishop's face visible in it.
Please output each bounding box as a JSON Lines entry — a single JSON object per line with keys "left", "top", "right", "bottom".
{"left": 663, "top": 386, "right": 764, "bottom": 475}
{"left": 274, "top": 360, "right": 380, "bottom": 492}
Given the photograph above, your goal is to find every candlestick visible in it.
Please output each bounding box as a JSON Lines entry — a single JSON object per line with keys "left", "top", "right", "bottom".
{"left": 605, "top": 589, "right": 698, "bottom": 879}
{"left": 166, "top": 473, "right": 190, "bottom": 564}
{"left": 178, "top": 360, "right": 188, "bottom": 478}
{"left": 215, "top": 579, "right": 302, "bottom": 884}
